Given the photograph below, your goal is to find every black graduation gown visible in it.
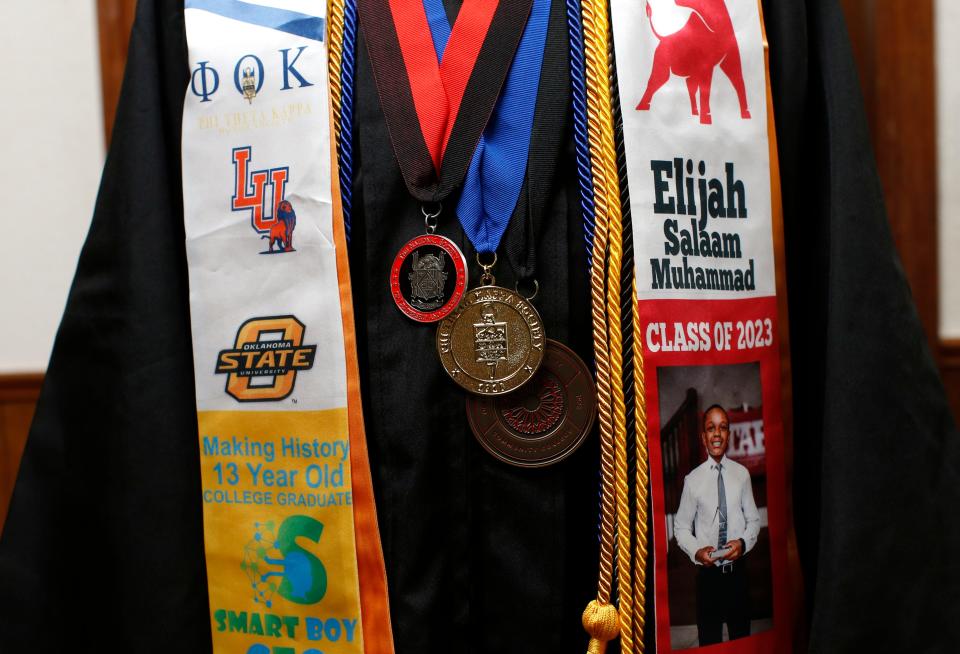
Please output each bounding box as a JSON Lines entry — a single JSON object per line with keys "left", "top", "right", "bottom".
{"left": 1, "top": 0, "right": 958, "bottom": 652}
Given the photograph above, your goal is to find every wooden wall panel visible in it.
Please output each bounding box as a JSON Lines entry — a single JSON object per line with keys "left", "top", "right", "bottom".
{"left": 0, "top": 375, "right": 42, "bottom": 533}
{"left": 839, "top": 1, "right": 959, "bottom": 425}
{"left": 97, "top": 0, "right": 138, "bottom": 146}
{"left": 840, "top": 0, "right": 938, "bottom": 357}
{"left": 941, "top": 340, "right": 960, "bottom": 426}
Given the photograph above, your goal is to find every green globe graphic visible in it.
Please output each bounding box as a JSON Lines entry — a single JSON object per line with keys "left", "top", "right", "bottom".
{"left": 239, "top": 516, "right": 328, "bottom": 607}
{"left": 240, "top": 520, "right": 281, "bottom": 608}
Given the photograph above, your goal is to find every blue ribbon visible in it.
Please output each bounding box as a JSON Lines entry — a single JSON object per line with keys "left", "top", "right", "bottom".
{"left": 422, "top": 0, "right": 550, "bottom": 253}
{"left": 563, "top": 0, "right": 597, "bottom": 264}
{"left": 184, "top": 0, "right": 325, "bottom": 41}
{"left": 338, "top": 0, "right": 359, "bottom": 243}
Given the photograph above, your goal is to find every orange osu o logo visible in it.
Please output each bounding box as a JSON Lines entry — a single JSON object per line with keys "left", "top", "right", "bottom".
{"left": 215, "top": 316, "right": 316, "bottom": 402}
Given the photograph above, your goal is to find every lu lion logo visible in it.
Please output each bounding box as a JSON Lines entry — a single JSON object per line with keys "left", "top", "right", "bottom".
{"left": 231, "top": 146, "right": 297, "bottom": 254}
{"left": 262, "top": 200, "right": 297, "bottom": 253}
{"left": 637, "top": 0, "right": 750, "bottom": 124}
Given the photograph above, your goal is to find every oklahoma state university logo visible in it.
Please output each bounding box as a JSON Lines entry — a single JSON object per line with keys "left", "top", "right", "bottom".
{"left": 232, "top": 146, "right": 298, "bottom": 254}
{"left": 215, "top": 316, "right": 316, "bottom": 402}
{"left": 637, "top": 0, "right": 750, "bottom": 124}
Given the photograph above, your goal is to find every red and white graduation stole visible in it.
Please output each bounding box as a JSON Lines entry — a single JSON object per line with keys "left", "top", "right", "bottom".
{"left": 611, "top": 0, "right": 798, "bottom": 651}
{"left": 180, "top": 2, "right": 392, "bottom": 652}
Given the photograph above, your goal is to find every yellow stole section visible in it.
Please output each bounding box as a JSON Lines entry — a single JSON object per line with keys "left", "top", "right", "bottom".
{"left": 198, "top": 410, "right": 363, "bottom": 653}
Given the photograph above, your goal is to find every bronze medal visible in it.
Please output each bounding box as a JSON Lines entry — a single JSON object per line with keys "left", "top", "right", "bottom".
{"left": 390, "top": 233, "right": 468, "bottom": 323}
{"left": 466, "top": 339, "right": 596, "bottom": 467}
{"left": 436, "top": 284, "right": 545, "bottom": 395}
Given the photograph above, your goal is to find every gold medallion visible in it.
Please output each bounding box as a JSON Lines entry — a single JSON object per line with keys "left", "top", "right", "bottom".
{"left": 437, "top": 284, "right": 545, "bottom": 395}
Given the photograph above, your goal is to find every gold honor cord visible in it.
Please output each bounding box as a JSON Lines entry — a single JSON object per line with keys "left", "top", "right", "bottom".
{"left": 327, "top": 0, "right": 346, "bottom": 139}
{"left": 603, "top": 37, "right": 633, "bottom": 654}
{"left": 631, "top": 275, "right": 649, "bottom": 649}
{"left": 579, "top": 0, "right": 620, "bottom": 648}
{"left": 579, "top": 0, "right": 649, "bottom": 652}
{"left": 579, "top": 0, "right": 618, "bottom": 643}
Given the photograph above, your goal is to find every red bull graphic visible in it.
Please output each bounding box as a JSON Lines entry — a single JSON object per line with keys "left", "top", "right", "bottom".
{"left": 231, "top": 146, "right": 297, "bottom": 253}
{"left": 637, "top": 0, "right": 751, "bottom": 124}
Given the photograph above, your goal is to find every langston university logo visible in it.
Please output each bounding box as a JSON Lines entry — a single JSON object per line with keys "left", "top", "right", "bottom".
{"left": 232, "top": 146, "right": 298, "bottom": 254}
{"left": 637, "top": 0, "right": 751, "bottom": 124}
{"left": 215, "top": 316, "right": 317, "bottom": 402}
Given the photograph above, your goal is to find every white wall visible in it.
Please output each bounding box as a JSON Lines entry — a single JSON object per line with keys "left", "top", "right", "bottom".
{"left": 939, "top": 0, "right": 960, "bottom": 339}
{"left": 0, "top": 2, "right": 104, "bottom": 372}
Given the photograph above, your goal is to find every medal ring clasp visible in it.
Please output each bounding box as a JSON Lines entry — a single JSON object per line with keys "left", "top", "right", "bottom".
{"left": 477, "top": 251, "right": 497, "bottom": 286}
{"left": 515, "top": 278, "right": 539, "bottom": 301}
{"left": 422, "top": 203, "right": 442, "bottom": 234}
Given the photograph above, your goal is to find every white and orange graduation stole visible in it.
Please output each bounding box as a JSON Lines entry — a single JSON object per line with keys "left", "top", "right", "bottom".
{"left": 180, "top": 2, "right": 392, "bottom": 652}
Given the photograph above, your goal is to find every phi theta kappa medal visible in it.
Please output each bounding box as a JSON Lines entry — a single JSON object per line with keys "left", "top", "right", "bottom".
{"left": 390, "top": 234, "right": 468, "bottom": 323}
{"left": 437, "top": 281, "right": 545, "bottom": 396}
{"left": 465, "top": 339, "right": 596, "bottom": 467}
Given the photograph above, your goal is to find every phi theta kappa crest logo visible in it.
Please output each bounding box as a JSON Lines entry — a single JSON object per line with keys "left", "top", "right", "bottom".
{"left": 241, "top": 66, "right": 258, "bottom": 103}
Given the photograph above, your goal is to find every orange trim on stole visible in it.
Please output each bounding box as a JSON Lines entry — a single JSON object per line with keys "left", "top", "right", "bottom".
{"left": 329, "top": 105, "right": 397, "bottom": 652}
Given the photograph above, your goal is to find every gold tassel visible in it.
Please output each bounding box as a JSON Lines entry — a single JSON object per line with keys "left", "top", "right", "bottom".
{"left": 582, "top": 600, "right": 620, "bottom": 654}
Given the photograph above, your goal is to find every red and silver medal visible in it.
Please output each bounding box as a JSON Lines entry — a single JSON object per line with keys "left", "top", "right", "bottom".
{"left": 390, "top": 208, "right": 468, "bottom": 323}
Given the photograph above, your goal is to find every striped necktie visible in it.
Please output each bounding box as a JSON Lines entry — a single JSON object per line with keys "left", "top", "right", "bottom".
{"left": 717, "top": 463, "right": 727, "bottom": 548}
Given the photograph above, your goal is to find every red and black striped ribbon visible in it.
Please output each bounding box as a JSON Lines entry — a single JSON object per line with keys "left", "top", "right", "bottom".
{"left": 358, "top": 0, "right": 534, "bottom": 203}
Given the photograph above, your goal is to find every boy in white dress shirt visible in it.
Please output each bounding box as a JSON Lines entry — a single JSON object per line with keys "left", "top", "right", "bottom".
{"left": 674, "top": 404, "right": 761, "bottom": 644}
